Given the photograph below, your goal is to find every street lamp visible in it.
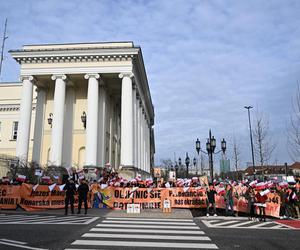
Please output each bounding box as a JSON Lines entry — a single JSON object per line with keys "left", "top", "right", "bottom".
{"left": 244, "top": 106, "right": 256, "bottom": 179}
{"left": 185, "top": 153, "right": 190, "bottom": 178}
{"left": 47, "top": 113, "right": 53, "bottom": 128}
{"left": 195, "top": 130, "right": 226, "bottom": 182}
{"left": 81, "top": 111, "right": 87, "bottom": 129}
{"left": 193, "top": 157, "right": 197, "bottom": 175}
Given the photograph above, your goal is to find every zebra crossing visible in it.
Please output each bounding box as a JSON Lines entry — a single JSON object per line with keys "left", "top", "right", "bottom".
{"left": 0, "top": 213, "right": 99, "bottom": 225}
{"left": 65, "top": 217, "right": 219, "bottom": 249}
{"left": 200, "top": 218, "right": 291, "bottom": 230}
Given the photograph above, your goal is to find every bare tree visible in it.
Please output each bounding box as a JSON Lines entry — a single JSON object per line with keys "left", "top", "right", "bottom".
{"left": 232, "top": 135, "right": 241, "bottom": 172}
{"left": 253, "top": 111, "right": 276, "bottom": 166}
{"left": 288, "top": 84, "right": 300, "bottom": 161}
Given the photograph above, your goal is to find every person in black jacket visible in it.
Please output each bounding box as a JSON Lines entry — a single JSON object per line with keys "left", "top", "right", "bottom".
{"left": 64, "top": 179, "right": 76, "bottom": 215}
{"left": 77, "top": 179, "right": 89, "bottom": 215}
{"left": 206, "top": 183, "right": 217, "bottom": 217}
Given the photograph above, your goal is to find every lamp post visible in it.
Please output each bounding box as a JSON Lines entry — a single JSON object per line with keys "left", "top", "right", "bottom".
{"left": 185, "top": 153, "right": 190, "bottom": 178}
{"left": 244, "top": 106, "right": 256, "bottom": 179}
{"left": 195, "top": 130, "right": 226, "bottom": 182}
{"left": 178, "top": 157, "right": 182, "bottom": 178}
{"left": 193, "top": 157, "right": 197, "bottom": 175}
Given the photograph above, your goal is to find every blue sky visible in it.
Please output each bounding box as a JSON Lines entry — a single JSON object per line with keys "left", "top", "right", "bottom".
{"left": 0, "top": 0, "right": 300, "bottom": 169}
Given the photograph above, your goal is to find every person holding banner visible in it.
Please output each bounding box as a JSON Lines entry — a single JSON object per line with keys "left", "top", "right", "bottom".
{"left": 206, "top": 184, "right": 217, "bottom": 217}
{"left": 64, "top": 178, "right": 76, "bottom": 215}
{"left": 255, "top": 190, "right": 268, "bottom": 222}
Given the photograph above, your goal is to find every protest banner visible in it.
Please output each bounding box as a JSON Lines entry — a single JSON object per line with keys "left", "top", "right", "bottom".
{"left": 100, "top": 187, "right": 164, "bottom": 210}
{"left": 0, "top": 185, "right": 20, "bottom": 209}
{"left": 0, "top": 184, "right": 282, "bottom": 218}
{"left": 167, "top": 187, "right": 207, "bottom": 208}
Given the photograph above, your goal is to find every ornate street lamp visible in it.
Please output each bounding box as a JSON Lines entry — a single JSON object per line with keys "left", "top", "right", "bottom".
{"left": 81, "top": 111, "right": 86, "bottom": 129}
{"left": 195, "top": 130, "right": 226, "bottom": 182}
{"left": 196, "top": 138, "right": 201, "bottom": 155}
{"left": 185, "top": 152, "right": 190, "bottom": 178}
{"left": 47, "top": 113, "right": 53, "bottom": 128}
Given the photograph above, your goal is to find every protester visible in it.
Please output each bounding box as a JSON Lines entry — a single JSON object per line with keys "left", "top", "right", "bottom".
{"left": 245, "top": 186, "right": 256, "bottom": 220}
{"left": 206, "top": 183, "right": 217, "bottom": 217}
{"left": 77, "top": 179, "right": 89, "bottom": 215}
{"left": 255, "top": 189, "right": 268, "bottom": 222}
{"left": 225, "top": 184, "right": 234, "bottom": 216}
{"left": 63, "top": 178, "right": 76, "bottom": 215}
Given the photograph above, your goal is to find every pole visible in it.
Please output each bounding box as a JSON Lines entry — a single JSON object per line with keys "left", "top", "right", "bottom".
{"left": 209, "top": 130, "right": 214, "bottom": 182}
{"left": 285, "top": 162, "right": 288, "bottom": 177}
{"left": 0, "top": 18, "right": 8, "bottom": 78}
{"left": 245, "top": 106, "right": 256, "bottom": 179}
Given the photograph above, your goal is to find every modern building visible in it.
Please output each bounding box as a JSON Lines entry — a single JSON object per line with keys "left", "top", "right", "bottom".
{"left": 0, "top": 41, "right": 155, "bottom": 178}
{"left": 220, "top": 159, "right": 230, "bottom": 174}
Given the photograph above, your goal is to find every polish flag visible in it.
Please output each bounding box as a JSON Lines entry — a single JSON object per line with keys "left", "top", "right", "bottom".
{"left": 255, "top": 182, "right": 267, "bottom": 190}
{"left": 16, "top": 175, "right": 26, "bottom": 182}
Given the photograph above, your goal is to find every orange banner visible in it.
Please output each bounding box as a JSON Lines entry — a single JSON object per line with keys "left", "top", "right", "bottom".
{"left": 167, "top": 188, "right": 207, "bottom": 208}
{"left": 100, "top": 187, "right": 163, "bottom": 210}
{"left": 0, "top": 184, "right": 282, "bottom": 218}
{"left": 0, "top": 185, "right": 20, "bottom": 209}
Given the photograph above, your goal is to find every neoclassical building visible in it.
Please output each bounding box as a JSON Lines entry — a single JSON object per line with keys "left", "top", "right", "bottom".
{"left": 0, "top": 41, "right": 155, "bottom": 178}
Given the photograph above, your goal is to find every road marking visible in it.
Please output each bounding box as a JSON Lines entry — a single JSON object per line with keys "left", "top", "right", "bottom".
{"left": 90, "top": 228, "right": 205, "bottom": 234}
{"left": 72, "top": 240, "right": 218, "bottom": 249}
{"left": 65, "top": 249, "right": 108, "bottom": 250}
{"left": 96, "top": 223, "right": 199, "bottom": 229}
{"left": 0, "top": 215, "right": 57, "bottom": 222}
{"left": 82, "top": 233, "right": 211, "bottom": 241}
{"left": 104, "top": 217, "right": 193, "bottom": 222}
{"left": 227, "top": 220, "right": 257, "bottom": 228}
{"left": 101, "top": 220, "right": 196, "bottom": 225}
{"left": 6, "top": 216, "right": 90, "bottom": 224}
{"left": 0, "top": 240, "right": 48, "bottom": 250}
{"left": 248, "top": 222, "right": 275, "bottom": 228}
{"left": 212, "top": 220, "right": 241, "bottom": 226}
{"left": 81, "top": 217, "right": 99, "bottom": 225}
{"left": 0, "top": 238, "right": 27, "bottom": 244}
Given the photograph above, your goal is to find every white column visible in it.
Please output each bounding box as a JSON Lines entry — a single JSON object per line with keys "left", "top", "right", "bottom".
{"left": 32, "top": 87, "right": 46, "bottom": 163}
{"left": 132, "top": 87, "right": 137, "bottom": 168}
{"left": 137, "top": 99, "right": 141, "bottom": 170}
{"left": 84, "top": 73, "right": 100, "bottom": 166}
{"left": 16, "top": 76, "right": 34, "bottom": 161}
{"left": 50, "top": 74, "right": 67, "bottom": 166}
{"left": 143, "top": 115, "right": 147, "bottom": 172}
{"left": 119, "top": 73, "right": 134, "bottom": 167}
{"left": 141, "top": 109, "right": 145, "bottom": 171}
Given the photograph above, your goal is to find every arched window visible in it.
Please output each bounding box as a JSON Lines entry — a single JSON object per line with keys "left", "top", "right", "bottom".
{"left": 78, "top": 147, "right": 85, "bottom": 168}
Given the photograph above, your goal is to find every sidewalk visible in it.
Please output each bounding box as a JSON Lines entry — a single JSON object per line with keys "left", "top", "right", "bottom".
{"left": 0, "top": 207, "right": 193, "bottom": 219}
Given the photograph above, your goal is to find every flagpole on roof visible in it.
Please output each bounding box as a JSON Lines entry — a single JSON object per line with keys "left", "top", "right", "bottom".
{"left": 0, "top": 18, "right": 8, "bottom": 78}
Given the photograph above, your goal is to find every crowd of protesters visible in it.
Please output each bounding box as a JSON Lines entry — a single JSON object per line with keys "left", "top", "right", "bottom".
{"left": 1, "top": 163, "right": 300, "bottom": 219}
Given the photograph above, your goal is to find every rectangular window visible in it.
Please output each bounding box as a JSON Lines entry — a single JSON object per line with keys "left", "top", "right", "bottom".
{"left": 12, "top": 121, "right": 18, "bottom": 140}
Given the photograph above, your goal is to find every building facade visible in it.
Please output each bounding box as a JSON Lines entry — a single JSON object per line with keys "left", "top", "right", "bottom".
{"left": 0, "top": 42, "right": 155, "bottom": 178}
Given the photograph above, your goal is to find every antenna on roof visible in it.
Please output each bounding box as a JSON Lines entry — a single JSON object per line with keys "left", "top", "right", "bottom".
{"left": 0, "top": 18, "right": 8, "bottom": 78}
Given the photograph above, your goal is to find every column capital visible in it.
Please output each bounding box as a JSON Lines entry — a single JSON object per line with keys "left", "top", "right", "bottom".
{"left": 51, "top": 74, "right": 67, "bottom": 81}
{"left": 20, "top": 75, "right": 35, "bottom": 82}
{"left": 119, "top": 72, "right": 134, "bottom": 79}
{"left": 84, "top": 73, "right": 100, "bottom": 80}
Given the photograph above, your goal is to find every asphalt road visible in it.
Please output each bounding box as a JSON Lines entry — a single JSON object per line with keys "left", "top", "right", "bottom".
{"left": 194, "top": 219, "right": 300, "bottom": 250}
{"left": 0, "top": 213, "right": 299, "bottom": 250}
